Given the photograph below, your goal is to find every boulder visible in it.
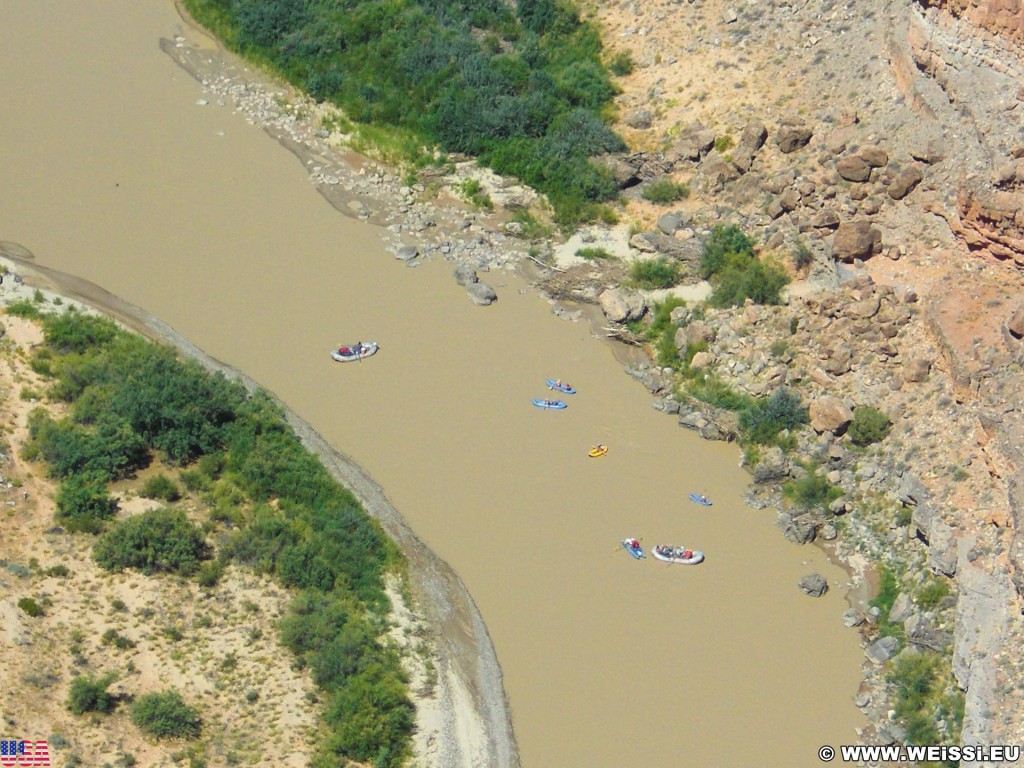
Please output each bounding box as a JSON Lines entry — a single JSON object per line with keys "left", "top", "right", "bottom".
{"left": 466, "top": 282, "right": 497, "bottom": 306}
{"left": 865, "top": 636, "right": 900, "bottom": 665}
{"left": 830, "top": 221, "right": 882, "bottom": 262}
{"left": 454, "top": 263, "right": 478, "bottom": 286}
{"left": 1008, "top": 304, "right": 1024, "bottom": 338}
{"left": 752, "top": 445, "right": 790, "bottom": 483}
{"left": 888, "top": 165, "right": 924, "bottom": 200}
{"left": 599, "top": 288, "right": 647, "bottom": 323}
{"left": 888, "top": 592, "right": 914, "bottom": 623}
{"left": 779, "top": 513, "right": 817, "bottom": 544}
{"left": 629, "top": 232, "right": 659, "bottom": 253}
{"left": 845, "top": 295, "right": 881, "bottom": 319}
{"left": 656, "top": 211, "right": 685, "bottom": 235}
{"left": 798, "top": 574, "right": 829, "bottom": 597}
{"left": 860, "top": 146, "right": 889, "bottom": 167}
{"left": 836, "top": 155, "right": 871, "bottom": 182}
{"left": 597, "top": 155, "right": 641, "bottom": 188}
{"left": 625, "top": 108, "right": 653, "bottom": 130}
{"left": 775, "top": 123, "right": 813, "bottom": 154}
{"left": 682, "top": 320, "right": 714, "bottom": 346}
{"left": 738, "top": 119, "right": 768, "bottom": 153}
{"left": 808, "top": 208, "right": 840, "bottom": 229}
{"left": 904, "top": 357, "right": 932, "bottom": 382}
{"left": 396, "top": 244, "right": 419, "bottom": 262}
{"left": 689, "top": 351, "right": 715, "bottom": 370}
{"left": 809, "top": 395, "right": 853, "bottom": 434}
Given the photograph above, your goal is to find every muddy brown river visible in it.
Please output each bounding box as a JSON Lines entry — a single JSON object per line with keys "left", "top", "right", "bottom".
{"left": 0, "top": 2, "right": 866, "bottom": 765}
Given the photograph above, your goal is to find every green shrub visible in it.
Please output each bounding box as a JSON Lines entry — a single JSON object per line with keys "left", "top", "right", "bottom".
{"left": 848, "top": 406, "right": 890, "bottom": 446}
{"left": 699, "top": 224, "right": 756, "bottom": 279}
{"left": 870, "top": 566, "right": 905, "bottom": 643}
{"left": 196, "top": 559, "right": 225, "bottom": 588}
{"left": 56, "top": 472, "right": 119, "bottom": 534}
{"left": 792, "top": 241, "right": 814, "bottom": 271}
{"left": 46, "top": 564, "right": 71, "bottom": 578}
{"left": 713, "top": 135, "right": 734, "bottom": 153}
{"left": 18, "top": 597, "right": 43, "bottom": 617}
{"left": 915, "top": 578, "right": 951, "bottom": 610}
{"left": 687, "top": 375, "right": 754, "bottom": 411}
{"left": 131, "top": 690, "right": 201, "bottom": 740}
{"left": 68, "top": 672, "right": 119, "bottom": 715}
{"left": 630, "top": 257, "right": 680, "bottom": 289}
{"left": 102, "top": 628, "right": 137, "bottom": 650}
{"left": 641, "top": 178, "right": 690, "bottom": 204}
{"left": 94, "top": 508, "right": 210, "bottom": 576}
{"left": 575, "top": 247, "right": 613, "bottom": 260}
{"left": 886, "top": 651, "right": 962, "bottom": 748}
{"left": 5, "top": 299, "right": 43, "bottom": 319}
{"left": 42, "top": 310, "right": 119, "bottom": 355}
{"left": 783, "top": 472, "right": 843, "bottom": 512}
{"left": 509, "top": 210, "right": 554, "bottom": 241}
{"left": 140, "top": 474, "right": 181, "bottom": 502}
{"left": 739, "top": 387, "right": 808, "bottom": 444}
{"left": 608, "top": 50, "right": 634, "bottom": 76}
{"left": 708, "top": 254, "right": 789, "bottom": 308}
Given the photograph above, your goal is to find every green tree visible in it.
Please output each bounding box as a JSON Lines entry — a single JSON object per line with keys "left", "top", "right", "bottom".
{"left": 848, "top": 406, "right": 890, "bottom": 446}
{"left": 56, "top": 471, "right": 119, "bottom": 534}
{"left": 130, "top": 690, "right": 201, "bottom": 740}
{"left": 68, "top": 673, "right": 119, "bottom": 715}
{"left": 94, "top": 508, "right": 210, "bottom": 575}
{"left": 739, "top": 387, "right": 808, "bottom": 444}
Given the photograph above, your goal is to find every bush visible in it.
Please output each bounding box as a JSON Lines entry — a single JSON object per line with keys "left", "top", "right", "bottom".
{"left": 94, "top": 508, "right": 210, "bottom": 576}
{"left": 699, "top": 224, "right": 756, "bottom": 279}
{"left": 783, "top": 472, "right": 843, "bottom": 512}
{"left": 608, "top": 50, "right": 634, "bottom": 75}
{"left": 68, "top": 673, "right": 119, "bottom": 715}
{"left": 713, "top": 135, "right": 734, "bottom": 153}
{"left": 739, "top": 387, "right": 808, "bottom": 444}
{"left": 792, "top": 241, "right": 814, "bottom": 271}
{"left": 630, "top": 257, "right": 680, "bottom": 289}
{"left": 575, "top": 247, "right": 613, "bottom": 260}
{"left": 131, "top": 690, "right": 201, "bottom": 740}
{"left": 848, "top": 406, "right": 890, "bottom": 447}
{"left": 140, "top": 474, "right": 181, "bottom": 502}
{"left": 18, "top": 597, "right": 43, "bottom": 617}
{"left": 708, "top": 254, "right": 789, "bottom": 308}
{"left": 641, "top": 178, "right": 689, "bottom": 204}
{"left": 55, "top": 472, "right": 119, "bottom": 534}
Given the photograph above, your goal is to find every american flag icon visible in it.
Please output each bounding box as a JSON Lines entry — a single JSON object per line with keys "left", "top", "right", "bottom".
{"left": 0, "top": 740, "right": 50, "bottom": 766}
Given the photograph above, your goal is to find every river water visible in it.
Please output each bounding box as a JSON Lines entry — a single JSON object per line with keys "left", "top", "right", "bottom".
{"left": 0, "top": 2, "right": 866, "bottom": 765}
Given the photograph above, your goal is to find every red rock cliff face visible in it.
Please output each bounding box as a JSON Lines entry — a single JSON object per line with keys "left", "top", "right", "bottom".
{"left": 916, "top": 0, "right": 1024, "bottom": 46}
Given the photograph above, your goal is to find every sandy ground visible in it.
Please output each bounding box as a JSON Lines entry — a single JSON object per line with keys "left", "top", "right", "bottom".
{"left": 0, "top": 257, "right": 509, "bottom": 768}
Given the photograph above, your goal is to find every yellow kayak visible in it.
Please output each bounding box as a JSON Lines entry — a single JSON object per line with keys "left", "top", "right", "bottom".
{"left": 589, "top": 445, "right": 608, "bottom": 458}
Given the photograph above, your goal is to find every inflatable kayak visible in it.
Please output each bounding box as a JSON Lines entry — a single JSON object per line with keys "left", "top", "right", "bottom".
{"left": 589, "top": 444, "right": 608, "bottom": 458}
{"left": 546, "top": 378, "right": 576, "bottom": 394}
{"left": 688, "top": 492, "right": 712, "bottom": 506}
{"left": 651, "top": 545, "right": 704, "bottom": 565}
{"left": 533, "top": 399, "right": 567, "bottom": 410}
{"left": 621, "top": 538, "right": 646, "bottom": 559}
{"left": 331, "top": 342, "right": 378, "bottom": 362}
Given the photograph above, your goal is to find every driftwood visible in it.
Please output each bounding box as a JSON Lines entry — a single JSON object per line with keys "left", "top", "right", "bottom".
{"left": 526, "top": 252, "right": 566, "bottom": 272}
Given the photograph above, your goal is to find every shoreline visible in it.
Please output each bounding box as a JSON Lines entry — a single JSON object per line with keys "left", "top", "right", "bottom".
{"left": 0, "top": 253, "right": 519, "bottom": 768}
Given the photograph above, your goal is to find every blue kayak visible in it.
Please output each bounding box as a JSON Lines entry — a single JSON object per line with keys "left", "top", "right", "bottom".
{"left": 533, "top": 399, "right": 567, "bottom": 410}
{"left": 546, "top": 378, "right": 576, "bottom": 395}
{"left": 689, "top": 493, "right": 713, "bottom": 507}
{"left": 621, "top": 538, "right": 646, "bottom": 559}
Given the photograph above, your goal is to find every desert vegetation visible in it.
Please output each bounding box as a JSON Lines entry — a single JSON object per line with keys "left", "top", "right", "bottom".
{"left": 183, "top": 0, "right": 626, "bottom": 228}
{"left": 17, "top": 307, "right": 413, "bottom": 767}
